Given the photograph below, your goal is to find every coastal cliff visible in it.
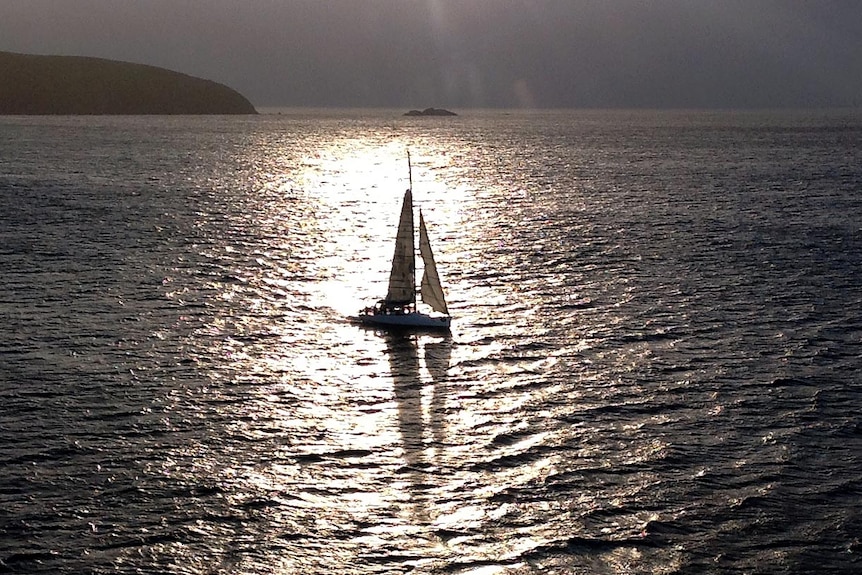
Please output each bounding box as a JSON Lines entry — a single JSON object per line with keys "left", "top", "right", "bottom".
{"left": 0, "top": 51, "right": 257, "bottom": 115}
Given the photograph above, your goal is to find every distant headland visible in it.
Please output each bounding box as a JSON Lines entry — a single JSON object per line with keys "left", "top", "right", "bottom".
{"left": 404, "top": 107, "right": 457, "bottom": 117}
{"left": 0, "top": 51, "right": 257, "bottom": 115}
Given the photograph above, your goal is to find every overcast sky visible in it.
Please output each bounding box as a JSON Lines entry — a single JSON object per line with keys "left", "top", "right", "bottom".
{"left": 2, "top": 0, "right": 861, "bottom": 108}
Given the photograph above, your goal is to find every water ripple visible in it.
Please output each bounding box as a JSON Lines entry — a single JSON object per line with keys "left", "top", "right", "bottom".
{"left": 1, "top": 110, "right": 861, "bottom": 574}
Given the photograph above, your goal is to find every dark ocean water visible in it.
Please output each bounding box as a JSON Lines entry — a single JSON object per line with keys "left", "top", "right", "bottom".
{"left": 1, "top": 109, "right": 861, "bottom": 574}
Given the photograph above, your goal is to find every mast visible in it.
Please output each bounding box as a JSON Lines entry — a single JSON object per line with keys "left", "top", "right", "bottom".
{"left": 407, "top": 150, "right": 413, "bottom": 191}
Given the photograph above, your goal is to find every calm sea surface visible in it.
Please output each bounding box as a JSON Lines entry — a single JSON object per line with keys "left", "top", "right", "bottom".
{"left": 1, "top": 109, "right": 861, "bottom": 574}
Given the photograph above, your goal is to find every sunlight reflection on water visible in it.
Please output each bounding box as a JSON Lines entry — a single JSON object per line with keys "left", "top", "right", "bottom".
{"left": 155, "top": 118, "right": 615, "bottom": 570}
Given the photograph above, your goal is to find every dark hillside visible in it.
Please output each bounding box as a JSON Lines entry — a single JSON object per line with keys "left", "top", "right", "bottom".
{"left": 0, "top": 51, "right": 257, "bottom": 115}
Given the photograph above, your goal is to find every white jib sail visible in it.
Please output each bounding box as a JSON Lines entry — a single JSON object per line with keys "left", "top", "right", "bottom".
{"left": 419, "top": 210, "right": 449, "bottom": 315}
{"left": 386, "top": 189, "right": 415, "bottom": 304}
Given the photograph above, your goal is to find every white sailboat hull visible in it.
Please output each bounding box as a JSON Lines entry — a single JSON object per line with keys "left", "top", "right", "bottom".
{"left": 351, "top": 311, "right": 451, "bottom": 330}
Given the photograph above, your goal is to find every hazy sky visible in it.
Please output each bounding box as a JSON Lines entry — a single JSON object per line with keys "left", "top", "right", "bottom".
{"left": 2, "top": 0, "right": 861, "bottom": 108}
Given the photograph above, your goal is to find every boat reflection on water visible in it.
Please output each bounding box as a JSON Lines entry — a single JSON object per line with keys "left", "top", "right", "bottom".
{"left": 385, "top": 332, "right": 452, "bottom": 527}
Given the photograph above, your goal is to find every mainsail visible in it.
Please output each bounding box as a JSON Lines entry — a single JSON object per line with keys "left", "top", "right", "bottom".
{"left": 419, "top": 210, "right": 449, "bottom": 314}
{"left": 385, "top": 189, "right": 415, "bottom": 304}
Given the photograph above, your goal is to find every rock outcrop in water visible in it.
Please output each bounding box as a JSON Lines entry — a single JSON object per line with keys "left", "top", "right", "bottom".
{"left": 404, "top": 107, "right": 457, "bottom": 116}
{"left": 0, "top": 51, "right": 257, "bottom": 115}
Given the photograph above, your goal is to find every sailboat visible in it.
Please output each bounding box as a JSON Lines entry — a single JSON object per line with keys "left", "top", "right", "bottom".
{"left": 351, "top": 153, "right": 451, "bottom": 331}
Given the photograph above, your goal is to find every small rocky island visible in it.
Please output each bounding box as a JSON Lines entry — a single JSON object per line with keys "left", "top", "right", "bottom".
{"left": 404, "top": 107, "right": 457, "bottom": 117}
{"left": 0, "top": 51, "right": 257, "bottom": 115}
